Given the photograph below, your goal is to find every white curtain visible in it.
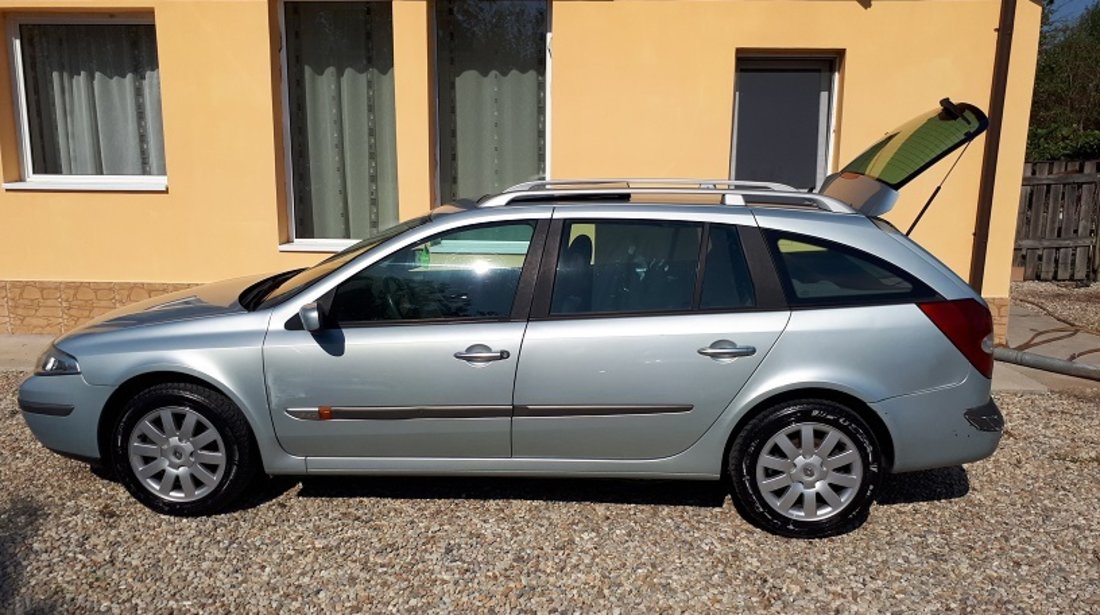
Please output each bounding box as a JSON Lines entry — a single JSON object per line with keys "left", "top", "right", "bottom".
{"left": 21, "top": 24, "right": 166, "bottom": 176}
{"left": 286, "top": 1, "right": 399, "bottom": 240}
{"left": 436, "top": 0, "right": 546, "bottom": 202}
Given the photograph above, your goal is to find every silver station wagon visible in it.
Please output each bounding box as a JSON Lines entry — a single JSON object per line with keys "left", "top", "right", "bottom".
{"left": 19, "top": 100, "right": 1002, "bottom": 537}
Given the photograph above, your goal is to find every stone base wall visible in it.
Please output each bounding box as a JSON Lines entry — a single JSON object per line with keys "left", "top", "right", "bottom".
{"left": 987, "top": 296, "right": 1011, "bottom": 346}
{"left": 0, "top": 281, "right": 196, "bottom": 335}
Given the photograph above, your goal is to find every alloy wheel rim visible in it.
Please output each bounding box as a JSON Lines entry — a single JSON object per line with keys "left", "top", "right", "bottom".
{"left": 754, "top": 421, "right": 863, "bottom": 522}
{"left": 128, "top": 406, "right": 226, "bottom": 503}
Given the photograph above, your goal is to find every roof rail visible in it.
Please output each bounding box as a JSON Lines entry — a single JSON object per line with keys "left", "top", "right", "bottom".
{"left": 479, "top": 183, "right": 855, "bottom": 213}
{"left": 503, "top": 178, "right": 797, "bottom": 192}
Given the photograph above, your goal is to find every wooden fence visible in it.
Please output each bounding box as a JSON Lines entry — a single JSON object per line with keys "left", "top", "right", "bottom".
{"left": 1014, "top": 160, "right": 1100, "bottom": 282}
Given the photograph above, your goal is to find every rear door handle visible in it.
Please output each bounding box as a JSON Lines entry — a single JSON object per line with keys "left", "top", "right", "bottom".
{"left": 698, "top": 340, "right": 756, "bottom": 360}
{"left": 454, "top": 344, "right": 511, "bottom": 363}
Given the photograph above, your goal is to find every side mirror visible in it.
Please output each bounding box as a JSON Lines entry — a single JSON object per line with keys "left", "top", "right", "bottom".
{"left": 299, "top": 302, "right": 323, "bottom": 332}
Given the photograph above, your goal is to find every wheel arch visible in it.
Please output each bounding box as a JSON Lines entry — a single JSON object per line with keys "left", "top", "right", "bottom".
{"left": 96, "top": 370, "right": 262, "bottom": 469}
{"left": 721, "top": 387, "right": 895, "bottom": 475}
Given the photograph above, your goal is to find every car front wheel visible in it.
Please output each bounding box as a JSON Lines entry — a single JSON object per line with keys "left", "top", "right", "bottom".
{"left": 110, "top": 382, "right": 258, "bottom": 516}
{"left": 728, "top": 399, "right": 883, "bottom": 538}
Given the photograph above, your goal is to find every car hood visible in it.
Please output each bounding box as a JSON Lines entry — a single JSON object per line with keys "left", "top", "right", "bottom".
{"left": 57, "top": 272, "right": 271, "bottom": 341}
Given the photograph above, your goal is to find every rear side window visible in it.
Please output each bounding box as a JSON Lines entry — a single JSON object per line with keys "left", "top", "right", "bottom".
{"left": 766, "top": 231, "right": 935, "bottom": 306}
{"left": 550, "top": 220, "right": 701, "bottom": 315}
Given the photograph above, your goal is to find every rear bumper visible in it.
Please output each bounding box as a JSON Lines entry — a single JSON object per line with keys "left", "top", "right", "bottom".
{"left": 18, "top": 374, "right": 113, "bottom": 461}
{"left": 872, "top": 376, "right": 1002, "bottom": 473}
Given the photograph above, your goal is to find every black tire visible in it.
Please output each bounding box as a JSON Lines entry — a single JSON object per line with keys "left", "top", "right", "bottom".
{"left": 727, "top": 399, "right": 883, "bottom": 538}
{"left": 110, "top": 382, "right": 259, "bottom": 516}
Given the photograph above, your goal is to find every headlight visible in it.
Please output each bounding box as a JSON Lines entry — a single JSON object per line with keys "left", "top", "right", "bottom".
{"left": 34, "top": 345, "right": 80, "bottom": 376}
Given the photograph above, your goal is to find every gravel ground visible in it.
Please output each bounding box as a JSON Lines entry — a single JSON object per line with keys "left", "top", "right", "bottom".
{"left": 1012, "top": 281, "right": 1100, "bottom": 333}
{"left": 1, "top": 371, "right": 1098, "bottom": 613}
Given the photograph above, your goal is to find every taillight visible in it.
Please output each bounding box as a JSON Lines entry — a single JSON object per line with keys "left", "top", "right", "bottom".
{"left": 918, "top": 298, "right": 994, "bottom": 379}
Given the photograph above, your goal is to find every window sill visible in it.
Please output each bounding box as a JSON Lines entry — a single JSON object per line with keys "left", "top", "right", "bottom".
{"left": 279, "top": 239, "right": 356, "bottom": 253}
{"left": 3, "top": 178, "right": 168, "bottom": 192}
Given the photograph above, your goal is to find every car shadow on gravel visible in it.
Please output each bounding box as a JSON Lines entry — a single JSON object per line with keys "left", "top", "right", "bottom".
{"left": 296, "top": 476, "right": 731, "bottom": 507}
{"left": 86, "top": 463, "right": 303, "bottom": 516}
{"left": 876, "top": 466, "right": 969, "bottom": 505}
{"left": 82, "top": 461, "right": 969, "bottom": 512}
{"left": 0, "top": 499, "right": 62, "bottom": 614}
{"left": 291, "top": 466, "right": 969, "bottom": 509}
{"left": 286, "top": 466, "right": 972, "bottom": 510}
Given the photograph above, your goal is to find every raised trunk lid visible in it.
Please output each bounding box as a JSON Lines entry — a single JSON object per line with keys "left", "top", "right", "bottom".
{"left": 818, "top": 99, "right": 988, "bottom": 216}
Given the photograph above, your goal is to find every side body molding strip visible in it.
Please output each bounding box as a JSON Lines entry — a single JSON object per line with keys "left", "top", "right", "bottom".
{"left": 286, "top": 406, "right": 512, "bottom": 420}
{"left": 514, "top": 405, "right": 693, "bottom": 417}
{"left": 286, "top": 405, "right": 693, "bottom": 421}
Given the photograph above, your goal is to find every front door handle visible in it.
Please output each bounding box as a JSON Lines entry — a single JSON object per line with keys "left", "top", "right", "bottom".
{"left": 698, "top": 339, "right": 756, "bottom": 360}
{"left": 454, "top": 344, "right": 511, "bottom": 363}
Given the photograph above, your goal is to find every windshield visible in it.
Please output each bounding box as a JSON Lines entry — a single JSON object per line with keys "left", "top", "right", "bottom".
{"left": 257, "top": 216, "right": 430, "bottom": 308}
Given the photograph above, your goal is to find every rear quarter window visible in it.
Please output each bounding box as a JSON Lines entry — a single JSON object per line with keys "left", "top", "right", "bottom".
{"left": 766, "top": 230, "right": 937, "bottom": 307}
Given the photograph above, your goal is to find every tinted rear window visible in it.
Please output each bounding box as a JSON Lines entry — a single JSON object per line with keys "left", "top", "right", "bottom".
{"left": 766, "top": 231, "right": 935, "bottom": 306}
{"left": 839, "top": 103, "right": 987, "bottom": 190}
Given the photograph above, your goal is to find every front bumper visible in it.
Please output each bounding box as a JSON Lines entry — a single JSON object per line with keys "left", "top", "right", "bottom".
{"left": 18, "top": 374, "right": 114, "bottom": 461}
{"left": 872, "top": 377, "right": 1003, "bottom": 473}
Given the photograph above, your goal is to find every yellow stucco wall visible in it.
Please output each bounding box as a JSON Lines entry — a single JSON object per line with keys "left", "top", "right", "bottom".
{"left": 0, "top": 0, "right": 1041, "bottom": 305}
{"left": 987, "top": 0, "right": 1042, "bottom": 298}
{"left": 0, "top": 0, "right": 322, "bottom": 282}
{"left": 551, "top": 0, "right": 1042, "bottom": 300}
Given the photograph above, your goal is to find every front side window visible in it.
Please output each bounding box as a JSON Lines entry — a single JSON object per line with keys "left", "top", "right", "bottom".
{"left": 767, "top": 231, "right": 934, "bottom": 306}
{"left": 435, "top": 0, "right": 547, "bottom": 201}
{"left": 284, "top": 1, "right": 399, "bottom": 240}
{"left": 551, "top": 221, "right": 702, "bottom": 316}
{"left": 329, "top": 221, "right": 536, "bottom": 323}
{"left": 14, "top": 19, "right": 166, "bottom": 178}
{"left": 258, "top": 215, "right": 430, "bottom": 309}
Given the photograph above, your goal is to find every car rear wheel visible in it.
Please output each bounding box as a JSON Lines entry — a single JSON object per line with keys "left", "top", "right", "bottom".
{"left": 110, "top": 383, "right": 258, "bottom": 516}
{"left": 728, "top": 399, "right": 882, "bottom": 538}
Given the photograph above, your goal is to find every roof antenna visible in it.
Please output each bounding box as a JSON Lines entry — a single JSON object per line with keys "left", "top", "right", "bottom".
{"left": 905, "top": 140, "right": 972, "bottom": 237}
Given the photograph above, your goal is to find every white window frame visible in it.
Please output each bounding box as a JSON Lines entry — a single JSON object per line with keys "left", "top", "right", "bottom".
{"left": 429, "top": 0, "right": 553, "bottom": 206}
{"left": 278, "top": 0, "right": 399, "bottom": 252}
{"left": 730, "top": 56, "right": 839, "bottom": 191}
{"left": 4, "top": 13, "right": 167, "bottom": 192}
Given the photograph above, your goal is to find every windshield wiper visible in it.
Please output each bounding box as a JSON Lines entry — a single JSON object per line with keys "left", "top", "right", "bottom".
{"left": 239, "top": 270, "right": 303, "bottom": 311}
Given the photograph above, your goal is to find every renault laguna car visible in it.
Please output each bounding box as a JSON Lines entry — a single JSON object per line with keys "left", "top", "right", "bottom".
{"left": 18, "top": 100, "right": 1002, "bottom": 538}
